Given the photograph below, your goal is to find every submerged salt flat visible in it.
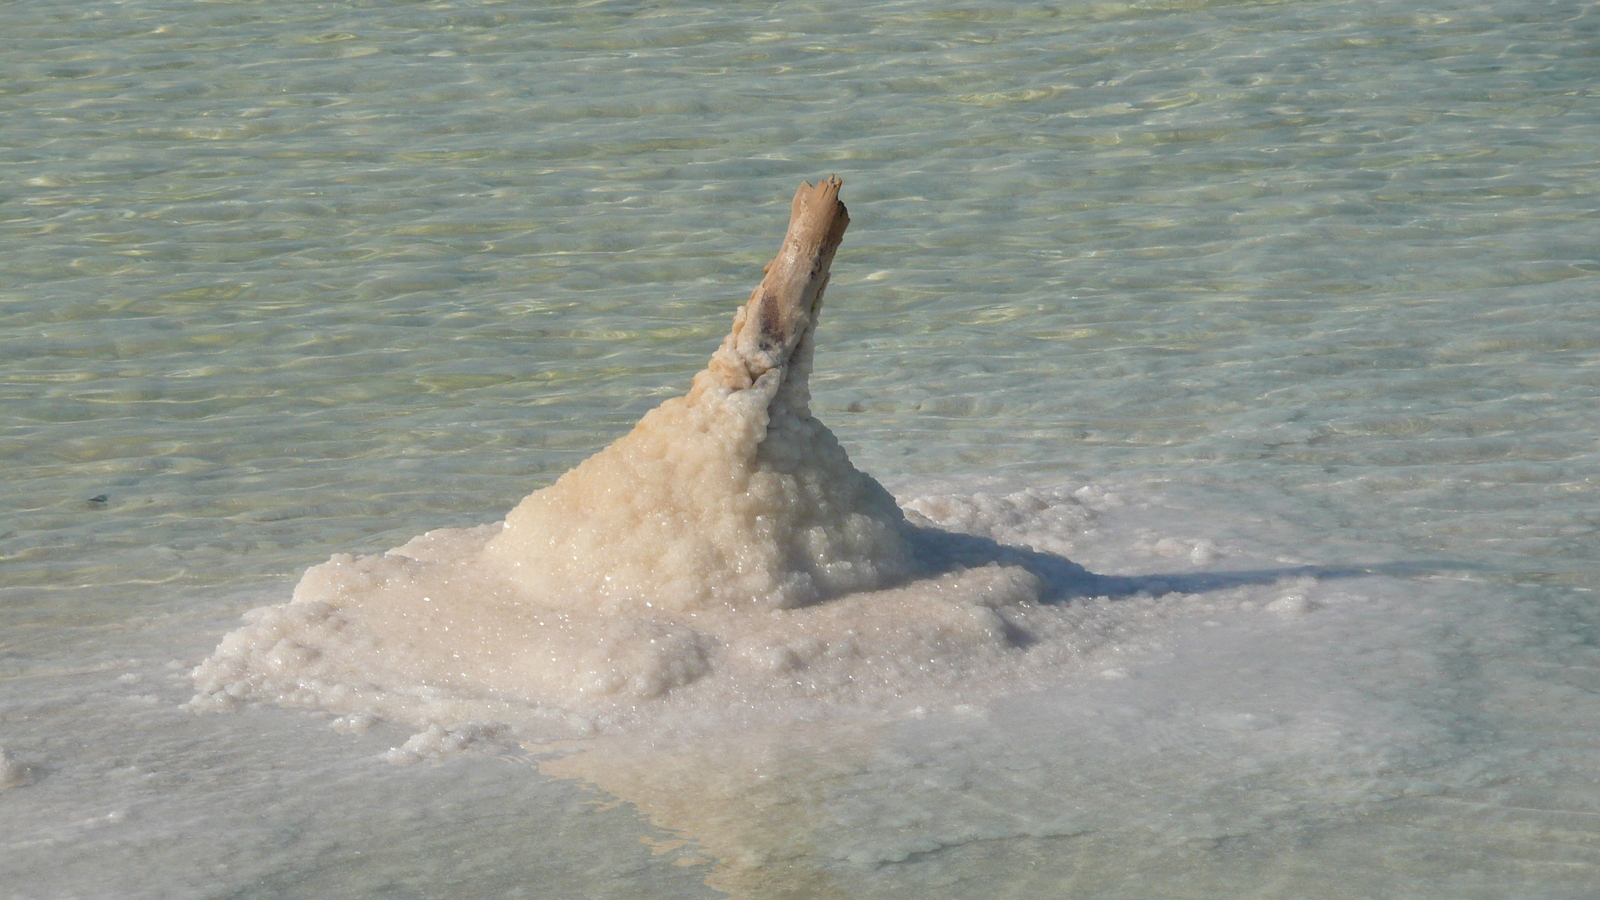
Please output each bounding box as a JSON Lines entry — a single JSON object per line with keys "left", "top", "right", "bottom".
{"left": 12, "top": 476, "right": 1592, "bottom": 900}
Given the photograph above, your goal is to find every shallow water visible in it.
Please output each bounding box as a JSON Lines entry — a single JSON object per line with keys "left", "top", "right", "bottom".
{"left": 4, "top": 0, "right": 1598, "bottom": 897}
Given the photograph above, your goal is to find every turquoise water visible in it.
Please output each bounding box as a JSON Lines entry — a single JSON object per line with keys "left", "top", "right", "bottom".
{"left": 4, "top": 0, "right": 1598, "bottom": 897}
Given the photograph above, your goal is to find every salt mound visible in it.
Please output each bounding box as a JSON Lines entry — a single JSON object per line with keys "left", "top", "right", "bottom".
{"left": 190, "top": 179, "right": 1100, "bottom": 737}
{"left": 480, "top": 296, "right": 917, "bottom": 614}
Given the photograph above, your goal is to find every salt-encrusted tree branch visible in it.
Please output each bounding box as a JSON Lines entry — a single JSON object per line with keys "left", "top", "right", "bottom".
{"left": 695, "top": 176, "right": 850, "bottom": 397}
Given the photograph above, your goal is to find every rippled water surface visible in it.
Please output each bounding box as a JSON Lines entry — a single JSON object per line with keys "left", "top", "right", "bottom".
{"left": 4, "top": 0, "right": 1598, "bottom": 897}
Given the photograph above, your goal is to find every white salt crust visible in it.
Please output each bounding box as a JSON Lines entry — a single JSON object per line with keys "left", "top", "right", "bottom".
{"left": 189, "top": 183, "right": 1312, "bottom": 742}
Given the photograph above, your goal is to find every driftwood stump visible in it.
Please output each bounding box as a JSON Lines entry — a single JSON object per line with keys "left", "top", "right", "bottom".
{"left": 697, "top": 176, "right": 850, "bottom": 396}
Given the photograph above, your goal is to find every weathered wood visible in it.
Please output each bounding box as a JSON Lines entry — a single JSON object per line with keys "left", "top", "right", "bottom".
{"left": 700, "top": 176, "right": 849, "bottom": 393}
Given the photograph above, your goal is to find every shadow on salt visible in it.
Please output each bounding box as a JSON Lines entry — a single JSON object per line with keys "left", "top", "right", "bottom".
{"left": 910, "top": 524, "right": 1460, "bottom": 602}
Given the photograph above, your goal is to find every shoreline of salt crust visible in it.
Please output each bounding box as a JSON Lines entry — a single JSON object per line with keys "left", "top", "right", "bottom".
{"left": 188, "top": 179, "right": 1339, "bottom": 744}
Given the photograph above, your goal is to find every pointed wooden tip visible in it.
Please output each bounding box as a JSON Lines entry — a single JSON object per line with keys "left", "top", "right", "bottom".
{"left": 697, "top": 179, "right": 853, "bottom": 395}
{"left": 744, "top": 178, "right": 849, "bottom": 367}
{"left": 790, "top": 176, "right": 849, "bottom": 260}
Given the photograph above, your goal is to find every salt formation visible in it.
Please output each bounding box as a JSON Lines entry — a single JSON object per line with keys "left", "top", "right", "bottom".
{"left": 483, "top": 176, "right": 917, "bottom": 613}
{"left": 191, "top": 179, "right": 1089, "bottom": 736}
